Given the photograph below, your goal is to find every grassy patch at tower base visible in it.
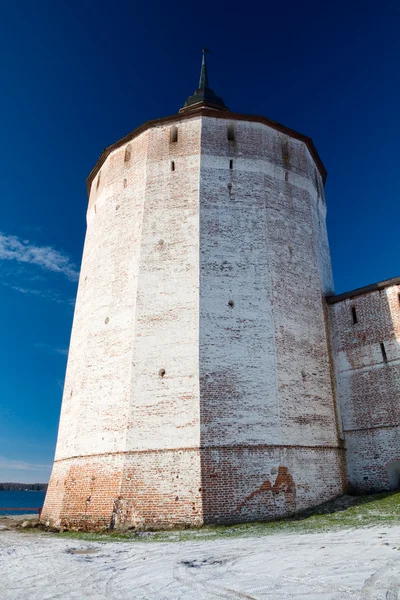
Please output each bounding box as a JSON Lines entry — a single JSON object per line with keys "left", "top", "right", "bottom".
{"left": 51, "top": 491, "right": 400, "bottom": 543}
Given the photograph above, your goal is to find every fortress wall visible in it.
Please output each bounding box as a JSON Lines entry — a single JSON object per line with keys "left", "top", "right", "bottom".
{"left": 43, "top": 449, "right": 203, "bottom": 530}
{"left": 309, "top": 166, "right": 334, "bottom": 295}
{"left": 53, "top": 129, "right": 150, "bottom": 461}
{"left": 43, "top": 129, "right": 150, "bottom": 524}
{"left": 200, "top": 446, "right": 343, "bottom": 524}
{"left": 40, "top": 454, "right": 125, "bottom": 530}
{"left": 43, "top": 116, "right": 203, "bottom": 528}
{"left": 113, "top": 117, "right": 204, "bottom": 528}
{"left": 198, "top": 117, "right": 344, "bottom": 521}
{"left": 199, "top": 118, "right": 280, "bottom": 448}
{"left": 329, "top": 285, "right": 400, "bottom": 491}
{"left": 260, "top": 133, "right": 338, "bottom": 449}
{"left": 125, "top": 117, "right": 202, "bottom": 452}
{"left": 117, "top": 449, "right": 203, "bottom": 528}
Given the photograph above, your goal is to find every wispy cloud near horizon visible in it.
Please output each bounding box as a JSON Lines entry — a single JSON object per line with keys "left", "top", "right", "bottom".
{"left": 1, "top": 282, "right": 76, "bottom": 307}
{"left": 34, "top": 343, "right": 68, "bottom": 356}
{"left": 0, "top": 455, "right": 51, "bottom": 483}
{"left": 0, "top": 456, "right": 51, "bottom": 472}
{"left": 0, "top": 233, "right": 79, "bottom": 282}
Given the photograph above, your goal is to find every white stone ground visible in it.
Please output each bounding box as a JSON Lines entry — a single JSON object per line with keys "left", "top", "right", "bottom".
{"left": 1, "top": 526, "right": 400, "bottom": 599}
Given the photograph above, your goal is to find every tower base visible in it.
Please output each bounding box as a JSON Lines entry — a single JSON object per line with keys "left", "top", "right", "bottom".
{"left": 42, "top": 445, "right": 345, "bottom": 530}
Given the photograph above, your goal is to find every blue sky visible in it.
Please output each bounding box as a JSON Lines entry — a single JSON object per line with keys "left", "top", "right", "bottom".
{"left": 1, "top": 0, "right": 399, "bottom": 482}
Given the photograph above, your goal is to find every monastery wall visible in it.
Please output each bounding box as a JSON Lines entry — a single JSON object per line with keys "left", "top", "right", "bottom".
{"left": 328, "top": 284, "right": 400, "bottom": 492}
{"left": 43, "top": 116, "right": 204, "bottom": 529}
{"left": 198, "top": 116, "right": 344, "bottom": 523}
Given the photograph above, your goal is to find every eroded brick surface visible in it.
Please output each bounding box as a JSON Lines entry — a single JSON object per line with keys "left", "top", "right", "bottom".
{"left": 200, "top": 446, "right": 344, "bottom": 524}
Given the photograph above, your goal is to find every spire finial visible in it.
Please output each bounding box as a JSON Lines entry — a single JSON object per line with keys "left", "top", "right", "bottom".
{"left": 199, "top": 48, "right": 210, "bottom": 89}
{"left": 180, "top": 49, "right": 229, "bottom": 113}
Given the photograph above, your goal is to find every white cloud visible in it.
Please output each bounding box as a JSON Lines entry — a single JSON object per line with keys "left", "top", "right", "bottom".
{"left": 0, "top": 233, "right": 79, "bottom": 282}
{"left": 34, "top": 343, "right": 68, "bottom": 356}
{"left": 55, "top": 348, "right": 68, "bottom": 356}
{"left": 0, "top": 456, "right": 51, "bottom": 472}
{"left": 1, "top": 282, "right": 75, "bottom": 307}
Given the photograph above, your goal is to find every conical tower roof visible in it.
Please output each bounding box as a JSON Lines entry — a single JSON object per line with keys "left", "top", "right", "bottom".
{"left": 180, "top": 49, "right": 229, "bottom": 113}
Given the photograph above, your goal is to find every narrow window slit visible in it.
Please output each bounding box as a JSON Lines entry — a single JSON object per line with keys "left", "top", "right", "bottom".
{"left": 282, "top": 140, "right": 289, "bottom": 162}
{"left": 351, "top": 306, "right": 358, "bottom": 324}
{"left": 398, "top": 293, "right": 400, "bottom": 306}
{"left": 285, "top": 171, "right": 289, "bottom": 182}
{"left": 315, "top": 171, "right": 320, "bottom": 197}
{"left": 124, "top": 145, "right": 131, "bottom": 163}
{"left": 171, "top": 161, "right": 175, "bottom": 172}
{"left": 170, "top": 126, "right": 178, "bottom": 143}
{"left": 227, "top": 125, "right": 235, "bottom": 142}
{"left": 96, "top": 172, "right": 101, "bottom": 189}
{"left": 229, "top": 160, "right": 233, "bottom": 170}
{"left": 380, "top": 342, "right": 388, "bottom": 362}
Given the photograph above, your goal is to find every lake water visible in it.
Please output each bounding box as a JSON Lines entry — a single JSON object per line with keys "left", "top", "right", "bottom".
{"left": 0, "top": 491, "right": 46, "bottom": 515}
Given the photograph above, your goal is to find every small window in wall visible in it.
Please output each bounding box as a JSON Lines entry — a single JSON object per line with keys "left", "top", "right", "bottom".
{"left": 171, "top": 161, "right": 175, "bottom": 172}
{"left": 380, "top": 342, "right": 388, "bottom": 362}
{"left": 398, "top": 292, "right": 400, "bottom": 306}
{"left": 229, "top": 160, "right": 233, "bottom": 170}
{"left": 282, "top": 140, "right": 289, "bottom": 161}
{"left": 315, "top": 171, "right": 319, "bottom": 196}
{"left": 351, "top": 306, "right": 358, "bottom": 324}
{"left": 96, "top": 171, "right": 101, "bottom": 189}
{"left": 170, "top": 126, "right": 178, "bottom": 143}
{"left": 227, "top": 124, "right": 235, "bottom": 142}
{"left": 124, "top": 145, "right": 132, "bottom": 163}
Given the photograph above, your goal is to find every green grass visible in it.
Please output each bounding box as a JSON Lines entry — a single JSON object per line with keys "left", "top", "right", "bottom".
{"left": 56, "top": 491, "right": 400, "bottom": 544}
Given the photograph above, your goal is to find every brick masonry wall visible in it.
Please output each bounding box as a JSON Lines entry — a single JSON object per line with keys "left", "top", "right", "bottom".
{"left": 199, "top": 117, "right": 343, "bottom": 522}
{"left": 328, "top": 285, "right": 400, "bottom": 491}
{"left": 40, "top": 454, "right": 125, "bottom": 530}
{"left": 43, "top": 115, "right": 203, "bottom": 528}
{"left": 43, "top": 112, "right": 344, "bottom": 530}
{"left": 200, "top": 445, "right": 343, "bottom": 524}
{"left": 44, "top": 450, "right": 202, "bottom": 530}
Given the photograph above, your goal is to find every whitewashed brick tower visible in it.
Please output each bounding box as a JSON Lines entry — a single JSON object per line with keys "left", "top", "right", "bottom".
{"left": 42, "top": 51, "right": 345, "bottom": 530}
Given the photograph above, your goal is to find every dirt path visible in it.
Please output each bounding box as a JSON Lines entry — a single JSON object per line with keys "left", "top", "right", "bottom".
{"left": 1, "top": 525, "right": 400, "bottom": 599}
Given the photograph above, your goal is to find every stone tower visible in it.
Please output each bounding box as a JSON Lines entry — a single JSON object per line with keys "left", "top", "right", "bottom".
{"left": 42, "top": 52, "right": 345, "bottom": 530}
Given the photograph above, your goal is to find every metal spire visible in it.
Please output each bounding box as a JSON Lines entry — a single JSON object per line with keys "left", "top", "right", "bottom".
{"left": 180, "top": 49, "right": 229, "bottom": 113}
{"left": 198, "top": 48, "right": 210, "bottom": 89}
